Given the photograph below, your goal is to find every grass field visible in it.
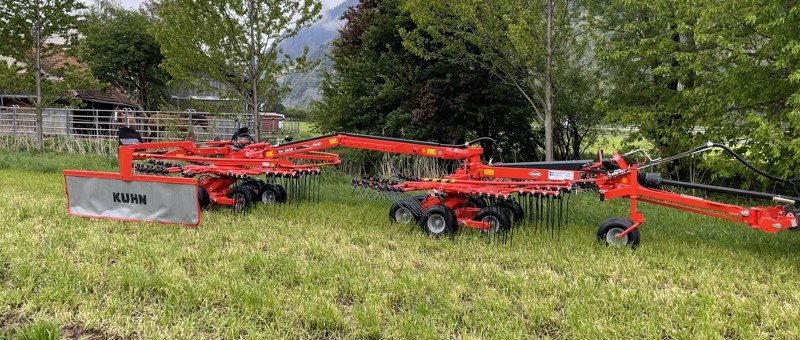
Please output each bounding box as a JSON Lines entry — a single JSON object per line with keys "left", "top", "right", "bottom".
{"left": 1, "top": 151, "right": 800, "bottom": 338}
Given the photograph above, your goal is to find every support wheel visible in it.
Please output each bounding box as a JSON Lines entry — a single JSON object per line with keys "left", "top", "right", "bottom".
{"left": 419, "top": 205, "right": 456, "bottom": 238}
{"left": 270, "top": 183, "right": 287, "bottom": 203}
{"left": 243, "top": 179, "right": 266, "bottom": 196}
{"left": 389, "top": 201, "right": 418, "bottom": 224}
{"left": 465, "top": 195, "right": 487, "bottom": 208}
{"left": 597, "top": 217, "right": 640, "bottom": 248}
{"left": 260, "top": 184, "right": 283, "bottom": 206}
{"left": 495, "top": 200, "right": 524, "bottom": 222}
{"left": 228, "top": 186, "right": 253, "bottom": 213}
{"left": 473, "top": 207, "right": 511, "bottom": 233}
{"left": 197, "top": 186, "right": 211, "bottom": 210}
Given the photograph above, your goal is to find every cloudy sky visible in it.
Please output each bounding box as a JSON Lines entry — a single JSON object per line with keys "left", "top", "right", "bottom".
{"left": 114, "top": 0, "right": 347, "bottom": 10}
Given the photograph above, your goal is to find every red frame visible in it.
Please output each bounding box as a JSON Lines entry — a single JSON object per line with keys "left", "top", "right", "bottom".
{"left": 595, "top": 153, "right": 798, "bottom": 238}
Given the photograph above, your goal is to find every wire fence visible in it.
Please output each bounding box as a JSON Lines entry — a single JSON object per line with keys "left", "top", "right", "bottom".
{"left": 0, "top": 106, "right": 300, "bottom": 143}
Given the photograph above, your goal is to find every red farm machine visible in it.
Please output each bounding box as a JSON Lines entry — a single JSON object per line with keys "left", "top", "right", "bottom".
{"left": 63, "top": 128, "right": 800, "bottom": 248}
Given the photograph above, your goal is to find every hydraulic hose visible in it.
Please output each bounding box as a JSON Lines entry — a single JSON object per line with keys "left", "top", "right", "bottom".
{"left": 640, "top": 142, "right": 800, "bottom": 188}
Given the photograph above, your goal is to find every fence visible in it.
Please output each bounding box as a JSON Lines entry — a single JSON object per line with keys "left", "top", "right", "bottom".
{"left": 0, "top": 106, "right": 300, "bottom": 143}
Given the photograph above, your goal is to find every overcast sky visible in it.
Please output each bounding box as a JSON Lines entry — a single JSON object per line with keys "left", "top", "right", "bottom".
{"left": 114, "top": 0, "right": 347, "bottom": 10}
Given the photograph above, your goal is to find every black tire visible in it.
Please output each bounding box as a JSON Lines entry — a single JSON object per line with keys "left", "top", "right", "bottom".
{"left": 419, "top": 205, "right": 456, "bottom": 237}
{"left": 414, "top": 194, "right": 429, "bottom": 203}
{"left": 197, "top": 186, "right": 211, "bottom": 210}
{"left": 242, "top": 179, "right": 265, "bottom": 197}
{"left": 465, "top": 195, "right": 487, "bottom": 208}
{"left": 259, "top": 184, "right": 282, "bottom": 206}
{"left": 495, "top": 200, "right": 524, "bottom": 222}
{"left": 389, "top": 201, "right": 418, "bottom": 224}
{"left": 473, "top": 207, "right": 511, "bottom": 233}
{"left": 597, "top": 217, "right": 640, "bottom": 248}
{"left": 271, "top": 183, "right": 287, "bottom": 203}
{"left": 228, "top": 186, "right": 253, "bottom": 213}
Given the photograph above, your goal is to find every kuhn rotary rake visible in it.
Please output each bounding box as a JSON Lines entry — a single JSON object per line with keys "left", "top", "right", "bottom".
{"left": 64, "top": 127, "right": 338, "bottom": 225}
{"left": 63, "top": 127, "right": 800, "bottom": 248}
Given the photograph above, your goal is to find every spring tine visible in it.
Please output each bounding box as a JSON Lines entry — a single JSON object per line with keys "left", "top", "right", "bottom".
{"left": 565, "top": 190, "right": 571, "bottom": 224}
{"left": 558, "top": 194, "right": 563, "bottom": 241}
{"left": 548, "top": 194, "right": 553, "bottom": 237}
{"left": 524, "top": 193, "right": 531, "bottom": 233}
{"left": 538, "top": 193, "right": 543, "bottom": 230}
{"left": 404, "top": 195, "right": 426, "bottom": 216}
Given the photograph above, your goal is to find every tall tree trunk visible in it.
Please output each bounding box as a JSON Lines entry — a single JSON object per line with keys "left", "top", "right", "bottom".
{"left": 544, "top": 0, "right": 554, "bottom": 161}
{"left": 248, "top": 0, "right": 261, "bottom": 141}
{"left": 253, "top": 76, "right": 260, "bottom": 141}
{"left": 34, "top": 26, "right": 43, "bottom": 151}
{"left": 140, "top": 69, "right": 149, "bottom": 110}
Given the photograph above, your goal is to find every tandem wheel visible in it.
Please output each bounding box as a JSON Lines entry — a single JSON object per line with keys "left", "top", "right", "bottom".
{"left": 228, "top": 186, "right": 253, "bottom": 213}
{"left": 389, "top": 201, "right": 417, "bottom": 224}
{"left": 419, "top": 205, "right": 457, "bottom": 238}
{"left": 473, "top": 207, "right": 511, "bottom": 234}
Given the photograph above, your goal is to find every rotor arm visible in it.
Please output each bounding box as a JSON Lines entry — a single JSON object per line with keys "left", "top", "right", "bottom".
{"left": 265, "top": 133, "right": 484, "bottom": 162}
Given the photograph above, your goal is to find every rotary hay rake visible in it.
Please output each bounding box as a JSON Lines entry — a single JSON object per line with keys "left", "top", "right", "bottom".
{"left": 62, "top": 127, "right": 800, "bottom": 248}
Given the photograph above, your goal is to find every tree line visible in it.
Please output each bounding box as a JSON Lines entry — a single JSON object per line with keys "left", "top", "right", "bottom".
{"left": 313, "top": 0, "right": 800, "bottom": 192}
{"left": 2, "top": 0, "right": 800, "bottom": 191}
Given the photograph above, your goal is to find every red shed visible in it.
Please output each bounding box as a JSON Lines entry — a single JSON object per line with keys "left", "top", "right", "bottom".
{"left": 259, "top": 112, "right": 285, "bottom": 134}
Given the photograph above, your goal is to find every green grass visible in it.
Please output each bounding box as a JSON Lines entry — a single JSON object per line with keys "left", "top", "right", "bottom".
{"left": 296, "top": 121, "right": 318, "bottom": 140}
{"left": 1, "top": 150, "right": 800, "bottom": 338}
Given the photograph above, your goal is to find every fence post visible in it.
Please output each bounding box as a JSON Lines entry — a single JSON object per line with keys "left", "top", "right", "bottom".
{"left": 94, "top": 110, "right": 99, "bottom": 137}
{"left": 12, "top": 106, "right": 17, "bottom": 135}
{"left": 66, "top": 108, "right": 71, "bottom": 137}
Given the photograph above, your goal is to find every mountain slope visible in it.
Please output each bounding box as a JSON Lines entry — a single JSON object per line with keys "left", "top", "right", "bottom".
{"left": 280, "top": 0, "right": 357, "bottom": 109}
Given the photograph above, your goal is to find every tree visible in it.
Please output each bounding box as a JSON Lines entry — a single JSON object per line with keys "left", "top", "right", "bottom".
{"left": 0, "top": 0, "right": 85, "bottom": 150}
{"left": 78, "top": 2, "right": 169, "bottom": 110}
{"left": 151, "top": 0, "right": 321, "bottom": 141}
{"left": 402, "top": 0, "right": 589, "bottom": 161}
{"left": 587, "top": 0, "right": 800, "bottom": 190}
{"left": 312, "top": 0, "right": 540, "bottom": 160}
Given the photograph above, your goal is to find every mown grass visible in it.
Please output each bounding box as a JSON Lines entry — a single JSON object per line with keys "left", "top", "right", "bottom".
{"left": 1, "top": 150, "right": 800, "bottom": 338}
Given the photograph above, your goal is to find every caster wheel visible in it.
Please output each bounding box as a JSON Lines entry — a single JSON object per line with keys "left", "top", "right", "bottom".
{"left": 419, "top": 205, "right": 456, "bottom": 238}
{"left": 389, "top": 201, "right": 418, "bottom": 224}
{"left": 473, "top": 207, "right": 511, "bottom": 234}
{"left": 495, "top": 200, "right": 524, "bottom": 222}
{"left": 197, "top": 186, "right": 211, "bottom": 210}
{"left": 260, "top": 184, "right": 283, "bottom": 206}
{"left": 228, "top": 186, "right": 253, "bottom": 213}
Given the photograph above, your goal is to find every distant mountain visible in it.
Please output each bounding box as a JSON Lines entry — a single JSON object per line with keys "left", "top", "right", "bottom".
{"left": 280, "top": 0, "right": 357, "bottom": 109}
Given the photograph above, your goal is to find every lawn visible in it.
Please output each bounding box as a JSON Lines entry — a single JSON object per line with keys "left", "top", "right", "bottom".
{"left": 1, "top": 151, "right": 800, "bottom": 338}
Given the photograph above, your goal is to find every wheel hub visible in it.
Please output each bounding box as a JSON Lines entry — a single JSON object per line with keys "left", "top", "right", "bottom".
{"left": 482, "top": 216, "right": 501, "bottom": 232}
{"left": 427, "top": 214, "right": 447, "bottom": 234}
{"left": 261, "top": 191, "right": 276, "bottom": 205}
{"left": 605, "top": 227, "right": 628, "bottom": 246}
{"left": 394, "top": 207, "right": 414, "bottom": 224}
